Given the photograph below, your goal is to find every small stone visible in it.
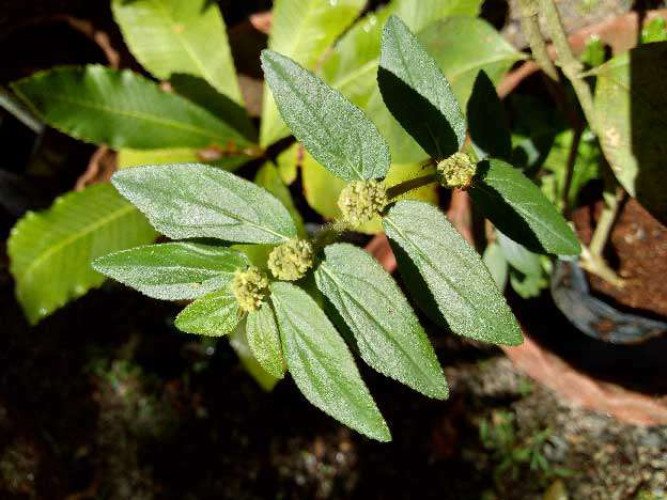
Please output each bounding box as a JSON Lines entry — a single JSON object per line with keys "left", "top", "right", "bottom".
{"left": 436, "top": 152, "right": 476, "bottom": 189}
{"left": 268, "top": 239, "right": 314, "bottom": 281}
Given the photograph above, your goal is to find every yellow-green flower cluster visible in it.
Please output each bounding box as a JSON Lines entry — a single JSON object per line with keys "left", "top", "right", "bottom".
{"left": 337, "top": 180, "right": 389, "bottom": 227}
{"left": 232, "top": 266, "right": 269, "bottom": 313}
{"left": 436, "top": 152, "right": 476, "bottom": 189}
{"left": 268, "top": 239, "right": 314, "bottom": 281}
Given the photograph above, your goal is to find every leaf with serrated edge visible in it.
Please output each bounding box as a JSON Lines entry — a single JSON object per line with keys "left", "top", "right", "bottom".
{"left": 262, "top": 50, "right": 390, "bottom": 181}
{"left": 111, "top": 0, "right": 243, "bottom": 104}
{"left": 112, "top": 163, "right": 297, "bottom": 244}
{"left": 469, "top": 159, "right": 581, "bottom": 255}
{"left": 11, "top": 65, "right": 249, "bottom": 150}
{"left": 175, "top": 288, "right": 240, "bottom": 336}
{"left": 315, "top": 243, "right": 448, "bottom": 399}
{"left": 383, "top": 200, "right": 522, "bottom": 346}
{"left": 259, "top": 0, "right": 365, "bottom": 146}
{"left": 246, "top": 302, "right": 286, "bottom": 379}
{"left": 93, "top": 242, "right": 248, "bottom": 301}
{"left": 378, "top": 16, "right": 466, "bottom": 160}
{"left": 270, "top": 281, "right": 391, "bottom": 442}
{"left": 8, "top": 183, "right": 157, "bottom": 324}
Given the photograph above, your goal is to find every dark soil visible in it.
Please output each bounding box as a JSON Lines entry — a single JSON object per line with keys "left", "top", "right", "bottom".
{"left": 574, "top": 198, "right": 667, "bottom": 319}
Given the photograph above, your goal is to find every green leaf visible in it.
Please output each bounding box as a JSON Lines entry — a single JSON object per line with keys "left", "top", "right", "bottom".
{"left": 467, "top": 71, "right": 512, "bottom": 161}
{"left": 8, "top": 183, "right": 157, "bottom": 324}
{"left": 229, "top": 321, "right": 281, "bottom": 391}
{"left": 469, "top": 159, "right": 581, "bottom": 255}
{"left": 254, "top": 162, "right": 305, "bottom": 237}
{"left": 117, "top": 147, "right": 252, "bottom": 171}
{"left": 174, "top": 288, "right": 240, "bottom": 336}
{"left": 641, "top": 17, "right": 667, "bottom": 43}
{"left": 111, "top": 0, "right": 243, "bottom": 104}
{"left": 418, "top": 17, "right": 525, "bottom": 107}
{"left": 92, "top": 242, "right": 248, "bottom": 301}
{"left": 391, "top": 0, "right": 483, "bottom": 31}
{"left": 112, "top": 163, "right": 297, "bottom": 244}
{"left": 270, "top": 281, "right": 390, "bottom": 442}
{"left": 259, "top": 0, "right": 366, "bottom": 146}
{"left": 11, "top": 65, "right": 249, "bottom": 150}
{"left": 246, "top": 302, "right": 286, "bottom": 379}
{"left": 383, "top": 200, "right": 522, "bottom": 346}
{"left": 315, "top": 243, "right": 448, "bottom": 399}
{"left": 497, "top": 231, "right": 543, "bottom": 277}
{"left": 261, "top": 50, "right": 390, "bottom": 181}
{"left": 592, "top": 42, "right": 667, "bottom": 224}
{"left": 378, "top": 16, "right": 466, "bottom": 160}
{"left": 482, "top": 241, "right": 508, "bottom": 290}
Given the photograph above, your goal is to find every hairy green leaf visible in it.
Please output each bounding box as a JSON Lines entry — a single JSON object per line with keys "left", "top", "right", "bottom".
{"left": 469, "top": 159, "right": 581, "bottom": 255}
{"left": 112, "top": 163, "right": 297, "bottom": 244}
{"left": 11, "top": 65, "right": 249, "bottom": 150}
{"left": 467, "top": 71, "right": 512, "bottom": 161}
{"left": 229, "top": 321, "right": 281, "bottom": 391}
{"left": 8, "top": 183, "right": 157, "bottom": 324}
{"left": 260, "top": 0, "right": 365, "bottom": 146}
{"left": 383, "top": 200, "right": 522, "bottom": 346}
{"left": 592, "top": 42, "right": 667, "bottom": 224}
{"left": 93, "top": 242, "right": 248, "bottom": 301}
{"left": 270, "top": 282, "right": 390, "bottom": 442}
{"left": 254, "top": 162, "right": 305, "bottom": 237}
{"left": 262, "top": 50, "right": 390, "bottom": 181}
{"left": 378, "top": 16, "right": 465, "bottom": 160}
{"left": 482, "top": 241, "right": 508, "bottom": 290}
{"left": 246, "top": 302, "right": 286, "bottom": 379}
{"left": 315, "top": 243, "right": 448, "bottom": 399}
{"left": 111, "top": 0, "right": 243, "bottom": 104}
{"left": 175, "top": 288, "right": 240, "bottom": 336}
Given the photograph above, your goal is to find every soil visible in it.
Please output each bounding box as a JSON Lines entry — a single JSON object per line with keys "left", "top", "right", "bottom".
{"left": 573, "top": 197, "right": 667, "bottom": 319}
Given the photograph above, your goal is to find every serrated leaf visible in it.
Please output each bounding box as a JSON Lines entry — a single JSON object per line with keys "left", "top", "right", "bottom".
{"left": 175, "top": 288, "right": 240, "bottom": 336}
{"left": 259, "top": 0, "right": 365, "bottom": 146}
{"left": 254, "top": 161, "right": 305, "bottom": 237}
{"left": 378, "top": 16, "right": 466, "bottom": 160}
{"left": 262, "top": 50, "right": 390, "bottom": 181}
{"left": 111, "top": 0, "right": 243, "bottom": 104}
{"left": 592, "top": 42, "right": 667, "bottom": 224}
{"left": 383, "top": 200, "right": 522, "bottom": 346}
{"left": 315, "top": 243, "right": 448, "bottom": 399}
{"left": 112, "top": 163, "right": 297, "bottom": 244}
{"left": 11, "top": 65, "right": 250, "bottom": 150}
{"left": 469, "top": 159, "right": 581, "bottom": 256}
{"left": 246, "top": 302, "right": 286, "bottom": 379}
{"left": 92, "top": 242, "right": 248, "bottom": 301}
{"left": 467, "top": 71, "right": 512, "bottom": 161}
{"left": 8, "top": 183, "right": 157, "bottom": 324}
{"left": 270, "top": 281, "right": 391, "bottom": 442}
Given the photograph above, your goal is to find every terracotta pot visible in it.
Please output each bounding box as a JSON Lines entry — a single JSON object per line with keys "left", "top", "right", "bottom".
{"left": 365, "top": 9, "right": 667, "bottom": 425}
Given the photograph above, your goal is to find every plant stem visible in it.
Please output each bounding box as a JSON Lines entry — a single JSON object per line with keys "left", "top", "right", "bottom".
{"left": 386, "top": 173, "right": 437, "bottom": 200}
{"left": 539, "top": 0, "right": 597, "bottom": 130}
{"left": 561, "top": 126, "right": 583, "bottom": 215}
{"left": 311, "top": 219, "right": 349, "bottom": 253}
{"left": 589, "top": 187, "right": 624, "bottom": 256}
{"left": 517, "top": 0, "right": 559, "bottom": 81}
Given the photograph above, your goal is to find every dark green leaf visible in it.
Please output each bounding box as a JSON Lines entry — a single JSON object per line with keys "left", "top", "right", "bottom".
{"left": 467, "top": 71, "right": 512, "bottom": 161}
{"left": 175, "top": 288, "right": 240, "bottom": 336}
{"left": 378, "top": 16, "right": 465, "bottom": 160}
{"left": 8, "top": 183, "right": 156, "bottom": 324}
{"left": 93, "top": 242, "right": 248, "bottom": 301}
{"left": 261, "top": 50, "right": 390, "bottom": 181}
{"left": 11, "top": 65, "right": 249, "bottom": 150}
{"left": 383, "top": 200, "right": 522, "bottom": 346}
{"left": 270, "top": 281, "right": 390, "bottom": 441}
{"left": 315, "top": 243, "right": 448, "bottom": 399}
{"left": 246, "top": 302, "right": 286, "bottom": 379}
{"left": 469, "top": 159, "right": 581, "bottom": 255}
{"left": 112, "top": 163, "right": 297, "bottom": 244}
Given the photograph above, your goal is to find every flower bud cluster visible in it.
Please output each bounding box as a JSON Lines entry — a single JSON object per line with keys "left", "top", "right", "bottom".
{"left": 268, "top": 239, "right": 314, "bottom": 281}
{"left": 337, "top": 180, "right": 389, "bottom": 226}
{"left": 436, "top": 152, "right": 476, "bottom": 189}
{"left": 232, "top": 266, "right": 269, "bottom": 312}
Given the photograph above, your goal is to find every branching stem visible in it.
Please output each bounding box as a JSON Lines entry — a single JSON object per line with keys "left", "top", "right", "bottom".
{"left": 518, "top": 0, "right": 559, "bottom": 81}
{"left": 386, "top": 173, "right": 437, "bottom": 200}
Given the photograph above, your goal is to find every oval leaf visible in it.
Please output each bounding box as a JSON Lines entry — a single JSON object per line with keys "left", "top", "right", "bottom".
{"left": 467, "top": 70, "right": 512, "bottom": 161}
{"left": 469, "top": 159, "right": 581, "bottom": 256}
{"left": 175, "top": 288, "right": 240, "bottom": 336}
{"left": 383, "top": 200, "right": 522, "bottom": 346}
{"left": 112, "top": 163, "right": 297, "bottom": 244}
{"left": 11, "top": 65, "right": 249, "bottom": 150}
{"left": 111, "top": 0, "right": 243, "bottom": 104}
{"left": 315, "top": 243, "right": 448, "bottom": 399}
{"left": 246, "top": 302, "right": 286, "bottom": 379}
{"left": 261, "top": 50, "right": 390, "bottom": 181}
{"left": 93, "top": 242, "right": 248, "bottom": 301}
{"left": 8, "top": 183, "right": 157, "bottom": 324}
{"left": 378, "top": 16, "right": 466, "bottom": 160}
{"left": 270, "top": 282, "right": 390, "bottom": 442}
